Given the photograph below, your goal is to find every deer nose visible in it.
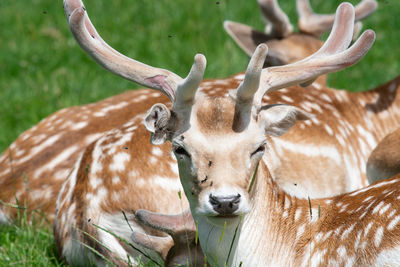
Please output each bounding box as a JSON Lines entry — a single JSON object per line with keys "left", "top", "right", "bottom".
{"left": 209, "top": 194, "right": 241, "bottom": 215}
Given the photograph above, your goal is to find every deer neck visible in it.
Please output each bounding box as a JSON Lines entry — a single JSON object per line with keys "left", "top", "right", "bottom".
{"left": 192, "top": 161, "right": 311, "bottom": 266}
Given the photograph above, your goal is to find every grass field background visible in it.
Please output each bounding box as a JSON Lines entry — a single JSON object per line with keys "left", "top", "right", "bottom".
{"left": 0, "top": 0, "right": 399, "bottom": 265}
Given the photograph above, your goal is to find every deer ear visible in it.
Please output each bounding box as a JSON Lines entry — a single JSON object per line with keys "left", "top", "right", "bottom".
{"left": 224, "top": 20, "right": 272, "bottom": 58}
{"left": 259, "top": 104, "right": 313, "bottom": 137}
{"left": 223, "top": 21, "right": 307, "bottom": 66}
{"left": 144, "top": 103, "right": 172, "bottom": 145}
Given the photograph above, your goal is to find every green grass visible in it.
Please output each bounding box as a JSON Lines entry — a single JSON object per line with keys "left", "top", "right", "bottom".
{"left": 0, "top": 0, "right": 399, "bottom": 265}
{"left": 0, "top": 210, "right": 65, "bottom": 266}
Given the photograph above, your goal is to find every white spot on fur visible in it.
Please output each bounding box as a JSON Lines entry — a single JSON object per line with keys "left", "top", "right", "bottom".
{"left": 324, "top": 125, "right": 334, "bottom": 135}
{"left": 169, "top": 162, "right": 179, "bottom": 175}
{"left": 84, "top": 133, "right": 103, "bottom": 145}
{"left": 71, "top": 121, "right": 88, "bottom": 131}
{"left": 112, "top": 176, "right": 121, "bottom": 184}
{"left": 30, "top": 188, "right": 52, "bottom": 201}
{"left": 152, "top": 147, "right": 163, "bottom": 157}
{"left": 281, "top": 96, "right": 293, "bottom": 103}
{"left": 56, "top": 153, "right": 83, "bottom": 210}
{"left": 149, "top": 156, "right": 158, "bottom": 164}
{"left": 388, "top": 210, "right": 396, "bottom": 219}
{"left": 313, "top": 83, "right": 322, "bottom": 89}
{"left": 337, "top": 245, "right": 347, "bottom": 258}
{"left": 354, "top": 230, "right": 362, "bottom": 249}
{"left": 379, "top": 203, "right": 391, "bottom": 215}
{"left": 102, "top": 102, "right": 129, "bottom": 113}
{"left": 234, "top": 74, "right": 245, "bottom": 80}
{"left": 374, "top": 226, "right": 384, "bottom": 247}
{"left": 295, "top": 209, "right": 302, "bottom": 221}
{"left": 16, "top": 134, "right": 62, "bottom": 165}
{"left": 88, "top": 187, "right": 108, "bottom": 210}
{"left": 341, "top": 224, "right": 355, "bottom": 240}
{"left": 90, "top": 175, "right": 103, "bottom": 189}
{"left": 372, "top": 201, "right": 386, "bottom": 214}
{"left": 14, "top": 149, "right": 26, "bottom": 158}
{"left": 296, "top": 224, "right": 305, "bottom": 241}
{"left": 33, "top": 145, "right": 79, "bottom": 179}
{"left": 110, "top": 152, "right": 131, "bottom": 172}
{"left": 364, "top": 222, "right": 373, "bottom": 236}
{"left": 388, "top": 215, "right": 400, "bottom": 230}
{"left": 350, "top": 179, "right": 399, "bottom": 196}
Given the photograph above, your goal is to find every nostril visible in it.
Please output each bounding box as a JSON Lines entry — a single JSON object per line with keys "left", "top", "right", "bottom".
{"left": 209, "top": 194, "right": 219, "bottom": 206}
{"left": 209, "top": 193, "right": 241, "bottom": 215}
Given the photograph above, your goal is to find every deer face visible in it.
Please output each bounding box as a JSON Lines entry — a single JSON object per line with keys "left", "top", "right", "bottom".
{"left": 145, "top": 92, "right": 311, "bottom": 218}
{"left": 172, "top": 96, "right": 264, "bottom": 217}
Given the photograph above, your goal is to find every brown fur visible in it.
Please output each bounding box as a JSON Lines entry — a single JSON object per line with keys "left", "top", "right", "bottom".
{"left": 367, "top": 127, "right": 400, "bottom": 182}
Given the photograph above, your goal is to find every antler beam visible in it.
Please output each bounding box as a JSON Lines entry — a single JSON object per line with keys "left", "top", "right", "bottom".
{"left": 63, "top": 0, "right": 206, "bottom": 102}
{"left": 251, "top": 2, "right": 375, "bottom": 109}
{"left": 297, "top": 0, "right": 378, "bottom": 37}
{"left": 258, "top": 0, "right": 293, "bottom": 37}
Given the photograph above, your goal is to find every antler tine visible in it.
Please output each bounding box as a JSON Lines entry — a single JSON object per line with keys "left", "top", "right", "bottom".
{"left": 297, "top": 0, "right": 378, "bottom": 37}
{"left": 233, "top": 44, "right": 268, "bottom": 131}
{"left": 254, "top": 3, "right": 375, "bottom": 108}
{"left": 237, "top": 44, "right": 269, "bottom": 103}
{"left": 257, "top": 0, "right": 293, "bottom": 38}
{"left": 131, "top": 232, "right": 173, "bottom": 261}
{"left": 174, "top": 54, "right": 207, "bottom": 108}
{"left": 64, "top": 0, "right": 206, "bottom": 102}
{"left": 135, "top": 209, "right": 196, "bottom": 237}
{"left": 313, "top": 3, "right": 354, "bottom": 57}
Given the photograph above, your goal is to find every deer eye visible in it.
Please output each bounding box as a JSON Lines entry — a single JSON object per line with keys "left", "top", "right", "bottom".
{"left": 251, "top": 144, "right": 266, "bottom": 157}
{"left": 173, "top": 146, "right": 191, "bottom": 159}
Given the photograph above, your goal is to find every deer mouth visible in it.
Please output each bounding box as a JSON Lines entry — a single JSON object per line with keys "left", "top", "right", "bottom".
{"left": 205, "top": 213, "right": 242, "bottom": 227}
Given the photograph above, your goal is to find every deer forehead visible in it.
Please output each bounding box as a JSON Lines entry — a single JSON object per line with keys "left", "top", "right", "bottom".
{"left": 191, "top": 96, "right": 237, "bottom": 134}
{"left": 179, "top": 103, "right": 263, "bottom": 167}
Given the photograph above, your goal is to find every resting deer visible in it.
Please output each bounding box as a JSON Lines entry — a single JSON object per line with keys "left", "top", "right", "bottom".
{"left": 135, "top": 4, "right": 400, "bottom": 266}
{"left": 54, "top": 0, "right": 400, "bottom": 265}
{"left": 367, "top": 128, "right": 400, "bottom": 184}
{"left": 224, "top": 0, "right": 377, "bottom": 68}
{"left": 0, "top": 0, "right": 399, "bottom": 265}
{"left": 0, "top": 0, "right": 394, "bottom": 227}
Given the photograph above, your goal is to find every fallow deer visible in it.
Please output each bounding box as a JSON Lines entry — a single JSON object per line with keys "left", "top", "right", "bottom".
{"left": 0, "top": 0, "right": 394, "bottom": 228}
{"left": 134, "top": 4, "right": 400, "bottom": 266}
{"left": 0, "top": 0, "right": 399, "bottom": 265}
{"left": 53, "top": 0, "right": 391, "bottom": 266}
{"left": 224, "top": 0, "right": 377, "bottom": 68}
{"left": 367, "top": 128, "right": 400, "bottom": 184}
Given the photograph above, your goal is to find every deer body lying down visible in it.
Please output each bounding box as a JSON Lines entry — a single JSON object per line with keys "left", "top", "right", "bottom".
{"left": 186, "top": 162, "right": 400, "bottom": 266}
{"left": 136, "top": 4, "right": 400, "bottom": 266}
{"left": 55, "top": 0, "right": 385, "bottom": 265}
{"left": 0, "top": 0, "right": 392, "bottom": 225}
